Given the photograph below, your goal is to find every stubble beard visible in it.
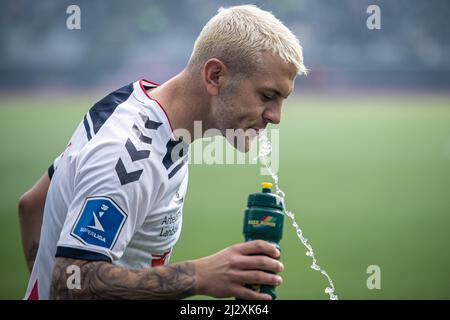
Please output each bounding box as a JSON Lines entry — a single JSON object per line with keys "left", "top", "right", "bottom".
{"left": 215, "top": 96, "right": 256, "bottom": 153}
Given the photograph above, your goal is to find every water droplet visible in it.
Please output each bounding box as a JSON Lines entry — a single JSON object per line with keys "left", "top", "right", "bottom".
{"left": 311, "top": 264, "right": 320, "bottom": 271}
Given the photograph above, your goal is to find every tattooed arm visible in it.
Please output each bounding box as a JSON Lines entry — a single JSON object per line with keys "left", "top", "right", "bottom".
{"left": 18, "top": 172, "right": 50, "bottom": 273}
{"left": 50, "top": 257, "right": 196, "bottom": 299}
{"left": 50, "top": 240, "right": 284, "bottom": 300}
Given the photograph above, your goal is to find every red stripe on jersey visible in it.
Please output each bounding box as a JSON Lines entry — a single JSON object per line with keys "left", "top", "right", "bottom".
{"left": 142, "top": 79, "right": 160, "bottom": 87}
{"left": 139, "top": 79, "right": 174, "bottom": 133}
{"left": 28, "top": 280, "right": 39, "bottom": 300}
{"left": 151, "top": 249, "right": 172, "bottom": 267}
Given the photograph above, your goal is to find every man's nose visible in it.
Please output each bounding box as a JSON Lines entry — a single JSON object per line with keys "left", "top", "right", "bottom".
{"left": 263, "top": 105, "right": 282, "bottom": 125}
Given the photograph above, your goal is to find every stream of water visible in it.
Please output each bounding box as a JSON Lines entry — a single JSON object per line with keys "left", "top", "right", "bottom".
{"left": 257, "top": 132, "right": 338, "bottom": 300}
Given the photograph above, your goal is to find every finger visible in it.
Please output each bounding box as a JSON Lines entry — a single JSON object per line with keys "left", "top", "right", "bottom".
{"left": 234, "top": 255, "right": 284, "bottom": 273}
{"left": 235, "top": 240, "right": 280, "bottom": 258}
{"left": 233, "top": 285, "right": 273, "bottom": 300}
{"left": 237, "top": 270, "right": 283, "bottom": 286}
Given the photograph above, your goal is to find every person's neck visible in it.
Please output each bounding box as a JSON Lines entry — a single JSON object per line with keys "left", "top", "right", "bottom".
{"left": 147, "top": 70, "right": 211, "bottom": 143}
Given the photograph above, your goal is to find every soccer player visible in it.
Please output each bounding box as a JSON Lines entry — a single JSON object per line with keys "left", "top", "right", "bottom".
{"left": 19, "top": 5, "right": 307, "bottom": 300}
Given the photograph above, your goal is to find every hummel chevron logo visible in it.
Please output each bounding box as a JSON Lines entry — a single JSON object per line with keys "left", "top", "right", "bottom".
{"left": 125, "top": 138, "right": 150, "bottom": 162}
{"left": 132, "top": 124, "right": 152, "bottom": 144}
{"left": 115, "top": 158, "right": 143, "bottom": 185}
{"left": 145, "top": 119, "right": 162, "bottom": 130}
{"left": 139, "top": 112, "right": 162, "bottom": 130}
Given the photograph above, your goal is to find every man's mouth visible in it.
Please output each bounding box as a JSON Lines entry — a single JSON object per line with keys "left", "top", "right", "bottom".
{"left": 250, "top": 127, "right": 265, "bottom": 135}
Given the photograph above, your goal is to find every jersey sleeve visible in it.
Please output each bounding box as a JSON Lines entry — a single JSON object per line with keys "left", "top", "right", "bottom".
{"left": 48, "top": 152, "right": 64, "bottom": 180}
{"left": 48, "top": 139, "right": 74, "bottom": 180}
{"left": 55, "top": 135, "right": 163, "bottom": 262}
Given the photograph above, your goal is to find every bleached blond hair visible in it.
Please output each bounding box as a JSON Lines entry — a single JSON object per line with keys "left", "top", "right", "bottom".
{"left": 188, "top": 5, "right": 307, "bottom": 76}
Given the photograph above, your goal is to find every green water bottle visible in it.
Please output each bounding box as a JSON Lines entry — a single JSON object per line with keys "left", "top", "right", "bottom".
{"left": 242, "top": 182, "right": 285, "bottom": 299}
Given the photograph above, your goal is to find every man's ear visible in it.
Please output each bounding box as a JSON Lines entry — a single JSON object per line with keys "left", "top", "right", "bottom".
{"left": 202, "top": 58, "right": 229, "bottom": 97}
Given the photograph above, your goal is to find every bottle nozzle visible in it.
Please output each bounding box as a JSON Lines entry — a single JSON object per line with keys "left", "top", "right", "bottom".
{"left": 261, "top": 182, "right": 273, "bottom": 193}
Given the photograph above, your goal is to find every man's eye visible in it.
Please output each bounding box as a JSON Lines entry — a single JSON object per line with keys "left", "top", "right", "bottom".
{"left": 261, "top": 94, "right": 274, "bottom": 102}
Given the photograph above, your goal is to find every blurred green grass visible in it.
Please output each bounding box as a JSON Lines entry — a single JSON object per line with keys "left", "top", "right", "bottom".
{"left": 1, "top": 93, "right": 449, "bottom": 299}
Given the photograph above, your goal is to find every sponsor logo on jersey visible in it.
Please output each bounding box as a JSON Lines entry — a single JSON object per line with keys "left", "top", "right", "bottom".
{"left": 71, "top": 197, "right": 127, "bottom": 250}
{"left": 174, "top": 191, "right": 184, "bottom": 205}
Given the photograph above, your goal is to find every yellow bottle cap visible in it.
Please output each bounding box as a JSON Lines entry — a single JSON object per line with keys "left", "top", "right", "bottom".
{"left": 261, "top": 182, "right": 273, "bottom": 189}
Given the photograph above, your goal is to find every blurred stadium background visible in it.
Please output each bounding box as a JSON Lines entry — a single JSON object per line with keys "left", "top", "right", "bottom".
{"left": 1, "top": 0, "right": 449, "bottom": 299}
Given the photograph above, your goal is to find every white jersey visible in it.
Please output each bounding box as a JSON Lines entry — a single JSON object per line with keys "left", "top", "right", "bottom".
{"left": 24, "top": 79, "right": 189, "bottom": 299}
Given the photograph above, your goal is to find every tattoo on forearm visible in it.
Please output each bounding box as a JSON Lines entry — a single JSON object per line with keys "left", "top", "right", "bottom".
{"left": 49, "top": 258, "right": 196, "bottom": 300}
